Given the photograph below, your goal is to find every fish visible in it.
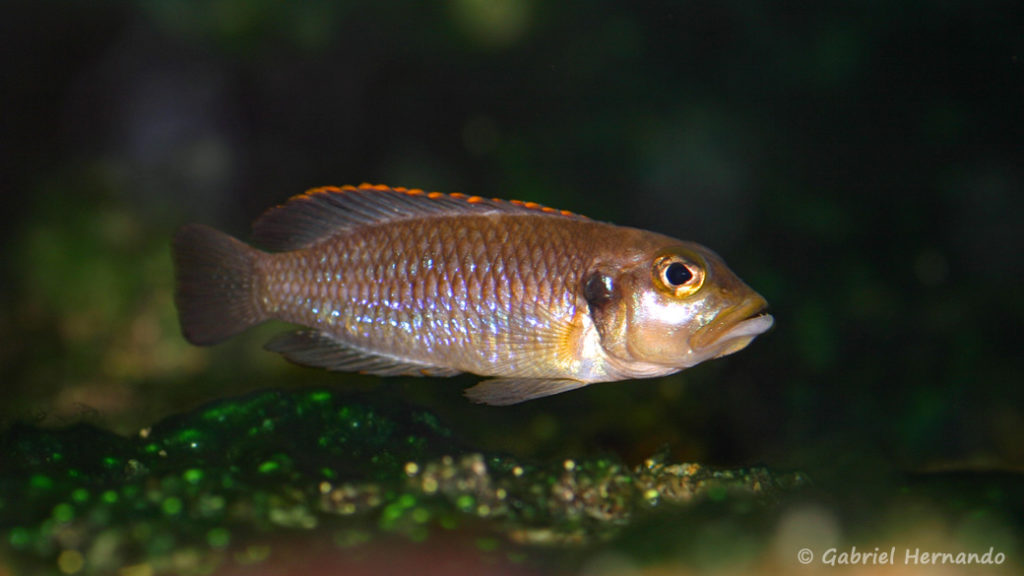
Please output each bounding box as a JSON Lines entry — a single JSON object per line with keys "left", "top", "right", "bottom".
{"left": 172, "top": 184, "right": 773, "bottom": 405}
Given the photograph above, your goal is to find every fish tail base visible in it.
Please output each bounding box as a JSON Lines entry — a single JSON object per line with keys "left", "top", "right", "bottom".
{"left": 172, "top": 224, "right": 265, "bottom": 345}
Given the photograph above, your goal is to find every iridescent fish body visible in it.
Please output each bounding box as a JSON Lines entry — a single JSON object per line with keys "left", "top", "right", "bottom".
{"left": 172, "top": 184, "right": 773, "bottom": 404}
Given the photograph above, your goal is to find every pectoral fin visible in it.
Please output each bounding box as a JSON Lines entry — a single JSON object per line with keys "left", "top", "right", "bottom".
{"left": 464, "top": 378, "right": 588, "bottom": 405}
{"left": 266, "top": 330, "right": 461, "bottom": 377}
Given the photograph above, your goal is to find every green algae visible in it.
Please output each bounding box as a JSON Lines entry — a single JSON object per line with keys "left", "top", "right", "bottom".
{"left": 0, "top": 389, "right": 805, "bottom": 574}
{"left": 2, "top": 389, "right": 1023, "bottom": 575}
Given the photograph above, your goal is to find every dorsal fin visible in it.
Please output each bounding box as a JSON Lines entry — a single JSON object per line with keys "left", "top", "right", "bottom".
{"left": 251, "top": 184, "right": 590, "bottom": 251}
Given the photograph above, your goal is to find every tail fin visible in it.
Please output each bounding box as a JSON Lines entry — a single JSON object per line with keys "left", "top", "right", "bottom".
{"left": 172, "top": 224, "right": 266, "bottom": 345}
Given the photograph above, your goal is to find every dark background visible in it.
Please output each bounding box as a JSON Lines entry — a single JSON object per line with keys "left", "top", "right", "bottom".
{"left": 2, "top": 0, "right": 1022, "bottom": 484}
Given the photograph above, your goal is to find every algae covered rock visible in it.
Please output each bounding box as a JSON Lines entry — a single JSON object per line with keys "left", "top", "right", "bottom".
{"left": 0, "top": 389, "right": 804, "bottom": 575}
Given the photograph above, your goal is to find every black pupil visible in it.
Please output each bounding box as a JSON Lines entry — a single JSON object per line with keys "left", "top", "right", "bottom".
{"left": 665, "top": 262, "right": 693, "bottom": 286}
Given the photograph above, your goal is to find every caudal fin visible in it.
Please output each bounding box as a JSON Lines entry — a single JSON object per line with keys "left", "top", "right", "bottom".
{"left": 172, "top": 223, "right": 266, "bottom": 345}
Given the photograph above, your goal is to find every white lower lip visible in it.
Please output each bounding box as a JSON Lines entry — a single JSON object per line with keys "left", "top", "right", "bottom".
{"left": 680, "top": 313, "right": 774, "bottom": 365}
{"left": 724, "top": 313, "right": 775, "bottom": 340}
{"left": 708, "top": 314, "right": 774, "bottom": 358}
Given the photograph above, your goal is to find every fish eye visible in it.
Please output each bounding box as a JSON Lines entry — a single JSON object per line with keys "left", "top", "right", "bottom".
{"left": 664, "top": 262, "right": 692, "bottom": 286}
{"left": 654, "top": 255, "right": 704, "bottom": 297}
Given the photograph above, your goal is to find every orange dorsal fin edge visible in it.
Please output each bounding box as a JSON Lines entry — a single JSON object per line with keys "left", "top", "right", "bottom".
{"left": 251, "top": 184, "right": 590, "bottom": 251}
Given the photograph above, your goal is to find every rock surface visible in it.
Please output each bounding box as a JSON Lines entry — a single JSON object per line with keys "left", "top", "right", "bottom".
{"left": 1, "top": 389, "right": 806, "bottom": 575}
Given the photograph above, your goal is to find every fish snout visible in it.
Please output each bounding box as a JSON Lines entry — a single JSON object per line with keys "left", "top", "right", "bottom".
{"left": 689, "top": 295, "right": 773, "bottom": 355}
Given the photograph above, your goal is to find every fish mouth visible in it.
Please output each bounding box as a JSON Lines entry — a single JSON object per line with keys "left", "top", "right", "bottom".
{"left": 689, "top": 297, "right": 774, "bottom": 357}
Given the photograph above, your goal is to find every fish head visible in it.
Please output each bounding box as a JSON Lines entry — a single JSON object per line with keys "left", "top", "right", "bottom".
{"left": 587, "top": 241, "right": 773, "bottom": 376}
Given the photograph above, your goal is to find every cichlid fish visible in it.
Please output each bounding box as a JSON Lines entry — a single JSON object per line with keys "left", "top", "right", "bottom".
{"left": 172, "top": 184, "right": 773, "bottom": 405}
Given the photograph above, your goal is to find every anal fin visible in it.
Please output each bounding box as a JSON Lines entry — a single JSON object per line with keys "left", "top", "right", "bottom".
{"left": 265, "top": 330, "right": 461, "bottom": 377}
{"left": 464, "top": 378, "right": 587, "bottom": 405}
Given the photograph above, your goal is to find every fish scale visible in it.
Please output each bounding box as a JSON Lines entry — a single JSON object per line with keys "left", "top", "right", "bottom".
{"left": 172, "top": 184, "right": 773, "bottom": 404}
{"left": 264, "top": 216, "right": 566, "bottom": 375}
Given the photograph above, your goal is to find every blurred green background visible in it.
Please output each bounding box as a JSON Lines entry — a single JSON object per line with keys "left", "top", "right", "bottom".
{"left": 1, "top": 0, "right": 1022, "bottom": 483}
